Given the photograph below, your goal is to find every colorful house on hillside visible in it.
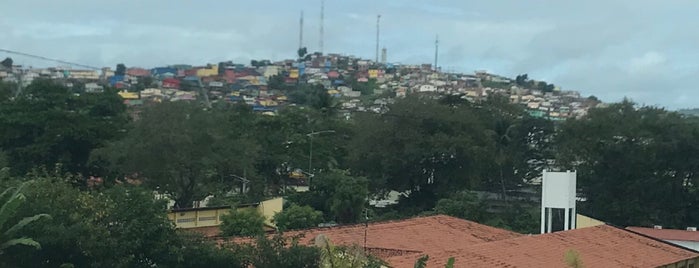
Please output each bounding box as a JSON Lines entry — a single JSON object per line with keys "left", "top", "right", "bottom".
{"left": 108, "top": 75, "right": 125, "bottom": 86}
{"left": 151, "top": 67, "right": 177, "bottom": 77}
{"left": 196, "top": 65, "right": 218, "bottom": 77}
{"left": 127, "top": 68, "right": 150, "bottom": 77}
{"left": 162, "top": 78, "right": 181, "bottom": 89}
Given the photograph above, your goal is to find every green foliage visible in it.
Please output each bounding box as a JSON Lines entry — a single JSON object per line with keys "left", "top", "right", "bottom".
{"left": 293, "top": 169, "right": 368, "bottom": 224}
{"left": 220, "top": 208, "right": 266, "bottom": 237}
{"left": 350, "top": 78, "right": 378, "bottom": 96}
{"left": 115, "top": 64, "right": 126, "bottom": 76}
{"left": 314, "top": 234, "right": 386, "bottom": 268}
{"left": 252, "top": 106, "right": 351, "bottom": 195}
{"left": 0, "top": 79, "right": 129, "bottom": 175}
{"left": 414, "top": 255, "right": 429, "bottom": 268}
{"left": 434, "top": 191, "right": 486, "bottom": 222}
{"left": 557, "top": 100, "right": 699, "bottom": 228}
{"left": 0, "top": 181, "right": 50, "bottom": 254}
{"left": 298, "top": 47, "right": 308, "bottom": 60}
{"left": 434, "top": 190, "right": 540, "bottom": 234}
{"left": 349, "top": 95, "right": 552, "bottom": 211}
{"left": 93, "top": 101, "right": 259, "bottom": 207}
{"left": 1, "top": 177, "right": 184, "bottom": 267}
{"left": 445, "top": 257, "right": 455, "bottom": 268}
{"left": 565, "top": 249, "right": 583, "bottom": 268}
{"left": 233, "top": 234, "right": 320, "bottom": 268}
{"left": 175, "top": 233, "right": 244, "bottom": 268}
{"left": 273, "top": 204, "right": 324, "bottom": 231}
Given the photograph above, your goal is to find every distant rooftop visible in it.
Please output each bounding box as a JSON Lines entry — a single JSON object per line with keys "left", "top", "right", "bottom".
{"left": 226, "top": 215, "right": 699, "bottom": 267}
{"left": 627, "top": 226, "right": 699, "bottom": 242}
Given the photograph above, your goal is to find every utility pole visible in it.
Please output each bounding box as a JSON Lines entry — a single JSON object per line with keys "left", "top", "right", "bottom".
{"left": 319, "top": 0, "right": 325, "bottom": 54}
{"left": 376, "top": 14, "right": 381, "bottom": 63}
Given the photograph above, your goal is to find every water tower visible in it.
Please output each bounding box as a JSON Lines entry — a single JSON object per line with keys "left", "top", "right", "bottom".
{"left": 541, "top": 170, "right": 577, "bottom": 233}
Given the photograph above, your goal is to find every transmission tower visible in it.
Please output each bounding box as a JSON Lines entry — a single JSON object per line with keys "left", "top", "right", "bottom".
{"left": 299, "top": 11, "right": 304, "bottom": 49}
{"left": 376, "top": 15, "right": 381, "bottom": 63}
{"left": 319, "top": 0, "right": 324, "bottom": 54}
{"left": 434, "top": 35, "right": 439, "bottom": 71}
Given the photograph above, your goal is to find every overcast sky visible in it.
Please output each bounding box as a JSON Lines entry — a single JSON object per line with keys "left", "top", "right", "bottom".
{"left": 2, "top": 0, "right": 698, "bottom": 109}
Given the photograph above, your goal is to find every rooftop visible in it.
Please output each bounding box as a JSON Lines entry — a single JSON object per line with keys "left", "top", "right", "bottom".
{"left": 435, "top": 225, "right": 699, "bottom": 267}
{"left": 227, "top": 215, "right": 699, "bottom": 267}
{"left": 627, "top": 226, "right": 699, "bottom": 242}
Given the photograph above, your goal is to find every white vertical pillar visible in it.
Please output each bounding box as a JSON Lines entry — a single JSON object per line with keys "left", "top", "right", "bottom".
{"left": 541, "top": 206, "right": 546, "bottom": 234}
{"left": 564, "top": 207, "right": 570, "bottom": 230}
{"left": 547, "top": 208, "right": 552, "bottom": 233}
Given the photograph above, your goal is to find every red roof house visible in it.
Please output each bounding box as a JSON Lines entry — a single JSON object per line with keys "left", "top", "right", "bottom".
{"left": 162, "top": 78, "right": 180, "bottom": 89}
{"left": 225, "top": 215, "right": 699, "bottom": 268}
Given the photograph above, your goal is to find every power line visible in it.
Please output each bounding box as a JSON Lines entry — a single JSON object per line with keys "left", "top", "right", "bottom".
{"left": 0, "top": 48, "right": 101, "bottom": 70}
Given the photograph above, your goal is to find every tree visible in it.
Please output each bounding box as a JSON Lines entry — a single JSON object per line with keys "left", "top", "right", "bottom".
{"left": 557, "top": 100, "right": 699, "bottom": 228}
{"left": 0, "top": 79, "right": 129, "bottom": 175}
{"left": 434, "top": 191, "right": 487, "bottom": 222}
{"left": 515, "top": 74, "right": 528, "bottom": 86}
{"left": 349, "top": 96, "right": 491, "bottom": 209}
{"left": 273, "top": 204, "right": 324, "bottom": 231}
{"left": 314, "top": 234, "right": 385, "bottom": 268}
{"left": 115, "top": 64, "right": 126, "bottom": 76}
{"left": 233, "top": 234, "right": 320, "bottom": 268}
{"left": 1, "top": 174, "right": 188, "bottom": 268}
{"left": 252, "top": 106, "right": 352, "bottom": 195}
{"left": 298, "top": 47, "right": 308, "bottom": 60}
{"left": 0, "top": 181, "right": 50, "bottom": 254}
{"left": 0, "top": 58, "right": 12, "bottom": 70}
{"left": 175, "top": 233, "right": 245, "bottom": 268}
{"left": 93, "top": 101, "right": 259, "bottom": 207}
{"left": 328, "top": 174, "right": 368, "bottom": 224}
{"left": 287, "top": 170, "right": 368, "bottom": 224}
{"left": 220, "top": 208, "right": 266, "bottom": 237}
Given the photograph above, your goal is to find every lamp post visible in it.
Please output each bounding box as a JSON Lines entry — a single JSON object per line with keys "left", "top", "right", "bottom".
{"left": 306, "top": 129, "right": 335, "bottom": 179}
{"left": 229, "top": 174, "right": 250, "bottom": 194}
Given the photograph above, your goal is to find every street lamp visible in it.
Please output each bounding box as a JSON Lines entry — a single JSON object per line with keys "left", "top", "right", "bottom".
{"left": 229, "top": 174, "right": 250, "bottom": 194}
{"left": 306, "top": 129, "right": 335, "bottom": 177}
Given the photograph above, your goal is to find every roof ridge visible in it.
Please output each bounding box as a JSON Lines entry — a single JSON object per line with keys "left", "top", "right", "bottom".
{"left": 285, "top": 214, "right": 459, "bottom": 233}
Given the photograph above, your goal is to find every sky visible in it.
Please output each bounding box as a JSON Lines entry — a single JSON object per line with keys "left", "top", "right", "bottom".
{"left": 2, "top": 0, "right": 698, "bottom": 109}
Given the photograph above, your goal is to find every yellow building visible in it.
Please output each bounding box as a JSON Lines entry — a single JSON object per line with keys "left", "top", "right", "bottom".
{"left": 118, "top": 91, "right": 139, "bottom": 100}
{"left": 167, "top": 197, "right": 283, "bottom": 229}
{"left": 196, "top": 64, "right": 219, "bottom": 77}
{"left": 576, "top": 214, "right": 605, "bottom": 229}
{"left": 368, "top": 69, "right": 379, "bottom": 78}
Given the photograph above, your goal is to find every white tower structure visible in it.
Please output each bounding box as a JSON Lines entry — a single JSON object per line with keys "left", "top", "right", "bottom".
{"left": 541, "top": 170, "right": 577, "bottom": 234}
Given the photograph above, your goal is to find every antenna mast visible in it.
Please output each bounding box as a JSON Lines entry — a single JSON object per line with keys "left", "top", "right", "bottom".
{"left": 376, "top": 14, "right": 381, "bottom": 63}
{"left": 434, "top": 34, "right": 439, "bottom": 71}
{"left": 319, "top": 0, "right": 325, "bottom": 54}
{"left": 299, "top": 11, "right": 304, "bottom": 49}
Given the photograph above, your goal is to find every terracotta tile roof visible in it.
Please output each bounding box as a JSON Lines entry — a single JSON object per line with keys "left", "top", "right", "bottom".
{"left": 427, "top": 225, "right": 699, "bottom": 268}
{"left": 236, "top": 215, "right": 521, "bottom": 267}
{"left": 224, "top": 215, "right": 699, "bottom": 267}
{"left": 626, "top": 226, "right": 699, "bottom": 242}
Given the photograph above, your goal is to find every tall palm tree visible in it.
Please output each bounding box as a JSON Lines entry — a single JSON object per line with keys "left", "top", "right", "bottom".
{"left": 0, "top": 181, "right": 50, "bottom": 254}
